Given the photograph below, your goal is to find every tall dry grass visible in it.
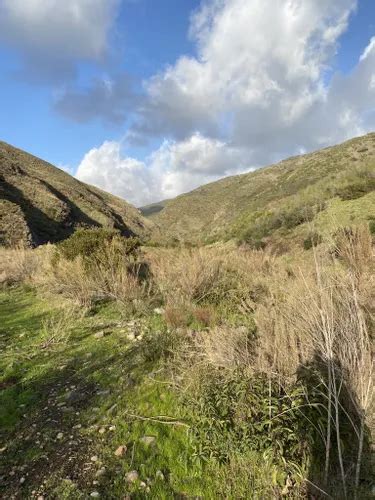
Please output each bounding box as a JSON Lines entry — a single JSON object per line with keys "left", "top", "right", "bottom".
{"left": 0, "top": 246, "right": 43, "bottom": 286}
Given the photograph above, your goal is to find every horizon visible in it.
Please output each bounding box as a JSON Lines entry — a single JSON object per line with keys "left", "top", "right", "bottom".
{"left": 0, "top": 0, "right": 374, "bottom": 206}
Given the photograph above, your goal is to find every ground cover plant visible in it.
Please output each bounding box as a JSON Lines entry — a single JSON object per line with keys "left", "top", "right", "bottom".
{"left": 0, "top": 224, "right": 373, "bottom": 498}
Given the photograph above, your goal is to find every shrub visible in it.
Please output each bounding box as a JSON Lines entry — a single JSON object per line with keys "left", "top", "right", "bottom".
{"left": 39, "top": 237, "right": 151, "bottom": 309}
{"left": 150, "top": 248, "right": 232, "bottom": 306}
{"left": 303, "top": 232, "right": 322, "bottom": 250}
{"left": 188, "top": 369, "right": 318, "bottom": 466}
{"left": 0, "top": 246, "right": 43, "bottom": 286}
{"left": 57, "top": 228, "right": 140, "bottom": 264}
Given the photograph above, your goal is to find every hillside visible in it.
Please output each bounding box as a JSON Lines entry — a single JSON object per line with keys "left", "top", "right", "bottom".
{"left": 147, "top": 133, "right": 375, "bottom": 246}
{"left": 0, "top": 141, "right": 153, "bottom": 247}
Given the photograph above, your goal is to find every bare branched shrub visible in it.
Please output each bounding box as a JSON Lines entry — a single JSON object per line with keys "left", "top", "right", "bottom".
{"left": 38, "top": 308, "right": 75, "bottom": 349}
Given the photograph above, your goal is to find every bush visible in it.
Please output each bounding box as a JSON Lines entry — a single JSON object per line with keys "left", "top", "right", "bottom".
{"left": 188, "top": 369, "right": 318, "bottom": 466}
{"left": 303, "top": 232, "right": 322, "bottom": 250}
{"left": 0, "top": 246, "right": 43, "bottom": 286}
{"left": 150, "top": 248, "right": 232, "bottom": 306}
{"left": 57, "top": 228, "right": 140, "bottom": 264}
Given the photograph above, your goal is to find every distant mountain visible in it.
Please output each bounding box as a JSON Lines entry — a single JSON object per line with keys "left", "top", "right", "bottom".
{"left": 139, "top": 200, "right": 170, "bottom": 217}
{"left": 146, "top": 133, "right": 375, "bottom": 246}
{"left": 0, "top": 141, "right": 153, "bottom": 247}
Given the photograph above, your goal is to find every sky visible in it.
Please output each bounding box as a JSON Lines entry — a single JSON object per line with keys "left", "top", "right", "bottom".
{"left": 0, "top": 0, "right": 374, "bottom": 207}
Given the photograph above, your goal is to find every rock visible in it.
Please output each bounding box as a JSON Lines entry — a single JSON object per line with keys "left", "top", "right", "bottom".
{"left": 140, "top": 481, "right": 147, "bottom": 488}
{"left": 56, "top": 432, "right": 64, "bottom": 440}
{"left": 127, "top": 332, "right": 136, "bottom": 341}
{"left": 94, "top": 331, "right": 105, "bottom": 339}
{"left": 98, "top": 427, "right": 106, "bottom": 434}
{"left": 109, "top": 425, "right": 116, "bottom": 431}
{"left": 156, "top": 470, "right": 165, "bottom": 481}
{"left": 154, "top": 307, "right": 165, "bottom": 315}
{"left": 90, "top": 492, "right": 100, "bottom": 498}
{"left": 90, "top": 455, "right": 99, "bottom": 462}
{"left": 19, "top": 477, "right": 25, "bottom": 484}
{"left": 140, "top": 436, "right": 156, "bottom": 446}
{"left": 114, "top": 445, "right": 127, "bottom": 457}
{"left": 95, "top": 468, "right": 106, "bottom": 477}
{"left": 125, "top": 470, "right": 139, "bottom": 483}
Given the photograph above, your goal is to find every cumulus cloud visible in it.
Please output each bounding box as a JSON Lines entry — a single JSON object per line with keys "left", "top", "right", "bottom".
{"left": 0, "top": 0, "right": 120, "bottom": 82}
{"left": 76, "top": 134, "right": 250, "bottom": 206}
{"left": 76, "top": 0, "right": 375, "bottom": 204}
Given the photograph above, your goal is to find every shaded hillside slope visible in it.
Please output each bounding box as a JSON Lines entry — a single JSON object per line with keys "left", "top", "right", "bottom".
{"left": 0, "top": 141, "right": 153, "bottom": 246}
{"left": 148, "top": 133, "right": 375, "bottom": 245}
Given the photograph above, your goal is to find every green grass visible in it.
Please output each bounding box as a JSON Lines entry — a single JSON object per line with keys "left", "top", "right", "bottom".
{"left": 1, "top": 288, "right": 289, "bottom": 498}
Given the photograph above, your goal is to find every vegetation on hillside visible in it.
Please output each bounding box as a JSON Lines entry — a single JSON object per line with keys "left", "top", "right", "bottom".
{"left": 0, "top": 222, "right": 373, "bottom": 498}
{"left": 147, "top": 133, "right": 375, "bottom": 247}
{"left": 0, "top": 141, "right": 153, "bottom": 247}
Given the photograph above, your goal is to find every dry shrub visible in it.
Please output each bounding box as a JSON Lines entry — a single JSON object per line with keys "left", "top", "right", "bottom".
{"left": 192, "top": 306, "right": 217, "bottom": 327}
{"left": 196, "top": 326, "right": 254, "bottom": 370}
{"left": 253, "top": 226, "right": 374, "bottom": 496}
{"left": 36, "top": 255, "right": 96, "bottom": 307}
{"left": 37, "top": 241, "right": 151, "bottom": 309}
{"left": 0, "top": 246, "right": 43, "bottom": 286}
{"left": 149, "top": 247, "right": 229, "bottom": 305}
{"left": 164, "top": 305, "right": 191, "bottom": 329}
{"left": 178, "top": 325, "right": 254, "bottom": 375}
{"left": 148, "top": 245, "right": 277, "bottom": 311}
{"left": 334, "top": 225, "right": 373, "bottom": 278}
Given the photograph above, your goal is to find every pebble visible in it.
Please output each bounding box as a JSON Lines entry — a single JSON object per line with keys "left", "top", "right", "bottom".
{"left": 114, "top": 445, "right": 127, "bottom": 457}
{"left": 19, "top": 477, "right": 25, "bottom": 484}
{"left": 98, "top": 427, "right": 106, "bottom": 434}
{"left": 90, "top": 492, "right": 100, "bottom": 498}
{"left": 140, "top": 436, "right": 156, "bottom": 446}
{"left": 125, "top": 470, "right": 139, "bottom": 483}
{"left": 95, "top": 467, "right": 106, "bottom": 477}
{"left": 94, "top": 331, "right": 105, "bottom": 339}
{"left": 56, "top": 432, "right": 64, "bottom": 440}
{"left": 154, "top": 307, "right": 165, "bottom": 315}
{"left": 91, "top": 455, "right": 99, "bottom": 462}
{"left": 156, "top": 470, "right": 165, "bottom": 481}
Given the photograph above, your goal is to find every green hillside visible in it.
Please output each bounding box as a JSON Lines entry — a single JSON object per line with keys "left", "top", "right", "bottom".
{"left": 148, "top": 133, "right": 375, "bottom": 246}
{"left": 0, "top": 141, "right": 153, "bottom": 247}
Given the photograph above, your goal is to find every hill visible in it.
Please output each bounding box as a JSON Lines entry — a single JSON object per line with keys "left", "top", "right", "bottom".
{"left": 147, "top": 133, "right": 375, "bottom": 246}
{"left": 0, "top": 141, "right": 153, "bottom": 247}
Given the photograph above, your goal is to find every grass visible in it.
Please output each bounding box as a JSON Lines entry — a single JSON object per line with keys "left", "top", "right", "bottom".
{"left": 0, "top": 223, "right": 373, "bottom": 499}
{"left": 146, "top": 132, "right": 375, "bottom": 246}
{"left": 1, "top": 287, "right": 285, "bottom": 499}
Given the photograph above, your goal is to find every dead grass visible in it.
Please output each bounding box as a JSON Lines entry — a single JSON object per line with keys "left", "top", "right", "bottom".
{"left": 0, "top": 246, "right": 43, "bottom": 286}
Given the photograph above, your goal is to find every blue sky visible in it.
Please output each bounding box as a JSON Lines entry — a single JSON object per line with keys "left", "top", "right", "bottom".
{"left": 0, "top": 0, "right": 374, "bottom": 205}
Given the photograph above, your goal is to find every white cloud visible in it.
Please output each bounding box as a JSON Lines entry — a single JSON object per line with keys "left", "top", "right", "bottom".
{"left": 0, "top": 0, "right": 120, "bottom": 81}
{"left": 77, "top": 0, "right": 375, "bottom": 205}
{"left": 76, "top": 134, "right": 250, "bottom": 206}
{"left": 132, "top": 0, "right": 358, "bottom": 149}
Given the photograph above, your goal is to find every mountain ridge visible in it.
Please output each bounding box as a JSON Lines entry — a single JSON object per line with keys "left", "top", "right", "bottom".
{"left": 144, "top": 133, "right": 375, "bottom": 246}
{"left": 0, "top": 140, "right": 153, "bottom": 247}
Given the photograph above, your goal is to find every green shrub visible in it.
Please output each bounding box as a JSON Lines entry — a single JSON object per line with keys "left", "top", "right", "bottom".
{"left": 188, "top": 369, "right": 320, "bottom": 466}
{"left": 335, "top": 179, "right": 375, "bottom": 200}
{"left": 303, "top": 232, "right": 322, "bottom": 250}
{"left": 57, "top": 228, "right": 140, "bottom": 263}
{"left": 369, "top": 219, "right": 375, "bottom": 235}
